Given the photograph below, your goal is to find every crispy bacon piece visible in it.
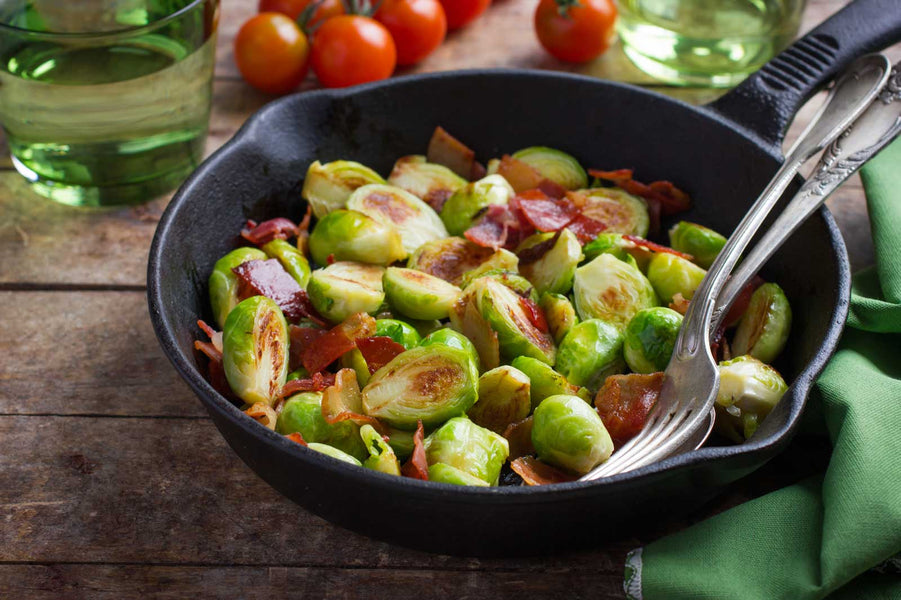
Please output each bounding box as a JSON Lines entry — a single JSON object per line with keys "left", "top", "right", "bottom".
{"left": 424, "top": 188, "right": 455, "bottom": 213}
{"left": 516, "top": 190, "right": 580, "bottom": 232}
{"left": 356, "top": 336, "right": 406, "bottom": 374}
{"left": 197, "top": 320, "right": 223, "bottom": 352}
{"left": 194, "top": 320, "right": 233, "bottom": 399}
{"left": 564, "top": 214, "right": 608, "bottom": 244}
{"left": 724, "top": 276, "right": 764, "bottom": 328}
{"left": 286, "top": 432, "right": 308, "bottom": 446}
{"left": 517, "top": 231, "right": 559, "bottom": 265}
{"left": 470, "top": 160, "right": 487, "bottom": 181}
{"left": 589, "top": 168, "right": 691, "bottom": 216}
{"left": 503, "top": 417, "right": 535, "bottom": 460}
{"left": 511, "top": 456, "right": 577, "bottom": 486}
{"left": 496, "top": 155, "right": 544, "bottom": 192}
{"left": 289, "top": 325, "right": 327, "bottom": 371}
{"left": 519, "top": 297, "right": 549, "bottom": 334}
{"left": 401, "top": 420, "right": 429, "bottom": 480}
{"left": 241, "top": 218, "right": 300, "bottom": 246}
{"left": 244, "top": 402, "right": 278, "bottom": 430}
{"left": 623, "top": 235, "right": 694, "bottom": 261}
{"left": 464, "top": 202, "right": 535, "bottom": 250}
{"left": 595, "top": 373, "right": 663, "bottom": 448}
{"left": 321, "top": 368, "right": 387, "bottom": 433}
{"left": 233, "top": 259, "right": 324, "bottom": 324}
{"left": 278, "top": 372, "right": 337, "bottom": 398}
{"left": 427, "top": 126, "right": 477, "bottom": 179}
{"left": 301, "top": 313, "right": 377, "bottom": 375}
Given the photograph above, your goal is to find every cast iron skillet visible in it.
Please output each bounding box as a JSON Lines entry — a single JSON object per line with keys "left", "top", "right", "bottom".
{"left": 149, "top": 0, "right": 901, "bottom": 556}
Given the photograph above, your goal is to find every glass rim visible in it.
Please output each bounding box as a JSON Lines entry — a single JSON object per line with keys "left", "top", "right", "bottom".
{"left": 0, "top": 0, "right": 214, "bottom": 41}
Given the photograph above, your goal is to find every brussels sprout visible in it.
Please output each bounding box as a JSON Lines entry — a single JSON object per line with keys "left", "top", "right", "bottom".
{"left": 419, "top": 328, "right": 480, "bottom": 370}
{"left": 468, "top": 366, "right": 531, "bottom": 433}
{"left": 539, "top": 292, "right": 579, "bottom": 344}
{"left": 668, "top": 221, "right": 727, "bottom": 269}
{"left": 732, "top": 283, "right": 792, "bottom": 364}
{"left": 307, "top": 442, "right": 363, "bottom": 466}
{"left": 582, "top": 233, "right": 645, "bottom": 268}
{"left": 424, "top": 416, "right": 510, "bottom": 486}
{"left": 573, "top": 254, "right": 659, "bottom": 329}
{"left": 361, "top": 345, "right": 479, "bottom": 430}
{"left": 518, "top": 229, "right": 582, "bottom": 296}
{"left": 408, "top": 318, "right": 444, "bottom": 338}
{"left": 340, "top": 348, "right": 371, "bottom": 387}
{"left": 276, "top": 392, "right": 367, "bottom": 460}
{"left": 511, "top": 146, "right": 588, "bottom": 190}
{"left": 460, "top": 268, "right": 535, "bottom": 301}
{"left": 383, "top": 267, "right": 462, "bottom": 320}
{"left": 459, "top": 249, "right": 521, "bottom": 284}
{"left": 375, "top": 318, "right": 422, "bottom": 350}
{"left": 384, "top": 426, "right": 416, "bottom": 460}
{"left": 261, "top": 239, "right": 312, "bottom": 288}
{"left": 715, "top": 356, "right": 788, "bottom": 442}
{"left": 447, "top": 291, "right": 501, "bottom": 372}
{"left": 576, "top": 188, "right": 650, "bottom": 237}
{"left": 308, "top": 209, "right": 406, "bottom": 267}
{"left": 286, "top": 367, "right": 309, "bottom": 381}
{"left": 360, "top": 424, "right": 402, "bottom": 475}
{"left": 646, "top": 252, "right": 707, "bottom": 304}
{"left": 531, "top": 394, "right": 614, "bottom": 475}
{"left": 624, "top": 307, "right": 684, "bottom": 374}
{"left": 468, "top": 276, "right": 556, "bottom": 365}
{"left": 301, "top": 160, "right": 386, "bottom": 219}
{"left": 555, "top": 319, "right": 626, "bottom": 391}
{"left": 222, "top": 296, "right": 289, "bottom": 406}
{"left": 307, "top": 262, "right": 385, "bottom": 323}
{"left": 511, "top": 356, "right": 590, "bottom": 411}
{"left": 387, "top": 155, "right": 468, "bottom": 207}
{"left": 440, "top": 174, "right": 515, "bottom": 235}
{"left": 209, "top": 247, "right": 268, "bottom": 328}
{"left": 346, "top": 183, "right": 449, "bottom": 255}
{"left": 428, "top": 463, "right": 490, "bottom": 486}
{"left": 408, "top": 236, "right": 510, "bottom": 286}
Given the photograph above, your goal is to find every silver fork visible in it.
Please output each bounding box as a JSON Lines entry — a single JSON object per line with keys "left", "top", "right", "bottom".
{"left": 581, "top": 54, "right": 894, "bottom": 482}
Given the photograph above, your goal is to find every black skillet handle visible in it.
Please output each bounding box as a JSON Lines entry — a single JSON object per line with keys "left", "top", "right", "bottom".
{"left": 708, "top": 0, "right": 901, "bottom": 148}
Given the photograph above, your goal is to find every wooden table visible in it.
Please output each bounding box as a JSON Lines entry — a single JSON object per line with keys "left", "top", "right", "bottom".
{"left": 1, "top": 1, "right": 898, "bottom": 597}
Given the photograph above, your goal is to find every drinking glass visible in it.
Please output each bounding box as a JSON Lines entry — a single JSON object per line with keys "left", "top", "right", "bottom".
{"left": 0, "top": 0, "right": 220, "bottom": 206}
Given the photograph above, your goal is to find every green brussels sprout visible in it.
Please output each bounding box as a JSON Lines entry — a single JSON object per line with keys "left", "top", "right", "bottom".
{"left": 383, "top": 267, "right": 462, "bottom": 320}
{"left": 424, "top": 417, "right": 510, "bottom": 486}
{"left": 209, "top": 247, "right": 268, "bottom": 328}
{"left": 459, "top": 249, "right": 521, "bottom": 284}
{"left": 307, "top": 262, "right": 385, "bottom": 323}
{"left": 261, "top": 238, "right": 312, "bottom": 288}
{"left": 715, "top": 355, "right": 788, "bottom": 442}
{"left": 360, "top": 424, "right": 401, "bottom": 475}
{"left": 301, "top": 160, "right": 386, "bottom": 219}
{"left": 511, "top": 146, "right": 588, "bottom": 190}
{"left": 646, "top": 252, "right": 707, "bottom": 305}
{"left": 340, "top": 348, "right": 371, "bottom": 387}
{"left": 346, "top": 183, "right": 449, "bottom": 255}
{"left": 384, "top": 426, "right": 416, "bottom": 460}
{"left": 407, "top": 236, "right": 512, "bottom": 286}
{"left": 375, "top": 318, "right": 422, "bottom": 350}
{"left": 531, "top": 394, "right": 614, "bottom": 475}
{"left": 573, "top": 254, "right": 659, "bottom": 329}
{"left": 428, "top": 463, "right": 490, "bottom": 486}
{"left": 577, "top": 188, "right": 650, "bottom": 237}
{"left": 440, "top": 174, "right": 515, "bottom": 235}
{"left": 419, "top": 328, "right": 480, "bottom": 370}
{"left": 468, "top": 366, "right": 531, "bottom": 433}
{"left": 555, "top": 319, "right": 626, "bottom": 391}
{"left": 460, "top": 268, "right": 536, "bottom": 301}
{"left": 467, "top": 276, "right": 556, "bottom": 365}
{"left": 518, "top": 229, "right": 583, "bottom": 296}
{"left": 408, "top": 318, "right": 444, "bottom": 338}
{"left": 286, "top": 367, "right": 309, "bottom": 381}
{"left": 732, "top": 283, "right": 792, "bottom": 364}
{"left": 539, "top": 292, "right": 579, "bottom": 344}
{"left": 668, "top": 221, "right": 727, "bottom": 269}
{"left": 511, "top": 356, "right": 589, "bottom": 411}
{"left": 624, "top": 307, "right": 684, "bottom": 374}
{"left": 387, "top": 155, "right": 467, "bottom": 207}
{"left": 222, "top": 296, "right": 289, "bottom": 406}
{"left": 582, "top": 233, "right": 644, "bottom": 268}
{"left": 308, "top": 209, "right": 406, "bottom": 267}
{"left": 306, "top": 442, "right": 363, "bottom": 466}
{"left": 361, "top": 345, "right": 479, "bottom": 430}
{"left": 276, "top": 392, "right": 367, "bottom": 460}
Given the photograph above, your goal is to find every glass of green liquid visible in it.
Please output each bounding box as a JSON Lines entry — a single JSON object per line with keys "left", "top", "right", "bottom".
{"left": 617, "top": 0, "right": 806, "bottom": 87}
{"left": 0, "top": 0, "right": 219, "bottom": 206}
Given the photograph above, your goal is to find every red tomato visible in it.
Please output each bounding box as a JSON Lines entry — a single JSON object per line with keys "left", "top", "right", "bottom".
{"left": 375, "top": 0, "right": 447, "bottom": 66}
{"left": 257, "top": 0, "right": 345, "bottom": 27}
{"left": 311, "top": 15, "right": 397, "bottom": 88}
{"left": 234, "top": 13, "right": 311, "bottom": 94}
{"left": 534, "top": 0, "right": 617, "bottom": 63}
{"left": 438, "top": 0, "right": 490, "bottom": 30}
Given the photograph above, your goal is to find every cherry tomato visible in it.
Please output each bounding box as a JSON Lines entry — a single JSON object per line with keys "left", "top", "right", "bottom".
{"left": 534, "top": 0, "right": 617, "bottom": 63}
{"left": 311, "top": 15, "right": 397, "bottom": 88}
{"left": 235, "top": 13, "right": 311, "bottom": 94}
{"left": 375, "top": 0, "right": 446, "bottom": 66}
{"left": 438, "top": 0, "right": 490, "bottom": 30}
{"left": 257, "top": 0, "right": 345, "bottom": 28}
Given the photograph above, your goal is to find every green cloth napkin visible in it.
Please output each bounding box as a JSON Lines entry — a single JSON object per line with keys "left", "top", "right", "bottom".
{"left": 623, "top": 139, "right": 901, "bottom": 600}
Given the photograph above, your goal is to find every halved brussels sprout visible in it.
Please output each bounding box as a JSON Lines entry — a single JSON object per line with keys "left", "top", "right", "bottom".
{"left": 261, "top": 239, "right": 312, "bottom": 288}
{"left": 361, "top": 345, "right": 479, "bottom": 430}
{"left": 732, "top": 283, "right": 792, "bottom": 364}
{"left": 360, "top": 424, "right": 402, "bottom": 475}
{"left": 375, "top": 318, "right": 422, "bottom": 350}
{"left": 539, "top": 292, "right": 579, "bottom": 344}
{"left": 532, "top": 394, "right": 614, "bottom": 475}
{"left": 624, "top": 307, "right": 684, "bottom": 374}
{"left": 511, "top": 146, "right": 588, "bottom": 190}
{"left": 668, "top": 221, "right": 727, "bottom": 269}
{"left": 555, "top": 319, "right": 626, "bottom": 391}
{"left": 440, "top": 174, "right": 515, "bottom": 235}
{"left": 511, "top": 356, "right": 589, "bottom": 411}
{"left": 428, "top": 463, "right": 490, "bottom": 486}
{"left": 276, "top": 392, "right": 367, "bottom": 460}
{"left": 419, "top": 328, "right": 480, "bottom": 370}
{"left": 573, "top": 254, "right": 659, "bottom": 329}
{"left": 468, "top": 366, "right": 531, "bottom": 433}
{"left": 576, "top": 188, "right": 650, "bottom": 237}
{"left": 209, "top": 247, "right": 268, "bottom": 328}
{"left": 387, "top": 155, "right": 467, "bottom": 207}
{"left": 448, "top": 291, "right": 501, "bottom": 372}
{"left": 307, "top": 442, "right": 363, "bottom": 466}
{"left": 302, "top": 160, "right": 386, "bottom": 219}
{"left": 646, "top": 252, "right": 707, "bottom": 304}
{"left": 424, "top": 416, "right": 510, "bottom": 486}
{"left": 460, "top": 267, "right": 535, "bottom": 301}
{"left": 340, "top": 348, "right": 371, "bottom": 387}
{"left": 408, "top": 236, "right": 510, "bottom": 286}
{"left": 307, "top": 262, "right": 385, "bottom": 323}
{"left": 518, "top": 229, "right": 582, "bottom": 296}
{"left": 384, "top": 426, "right": 416, "bottom": 461}
{"left": 222, "top": 296, "right": 289, "bottom": 406}
{"left": 308, "top": 209, "right": 406, "bottom": 267}
{"left": 715, "top": 355, "right": 788, "bottom": 442}
{"left": 346, "top": 183, "right": 449, "bottom": 255}
{"left": 383, "top": 267, "right": 462, "bottom": 320}
{"left": 459, "top": 250, "right": 521, "bottom": 284}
